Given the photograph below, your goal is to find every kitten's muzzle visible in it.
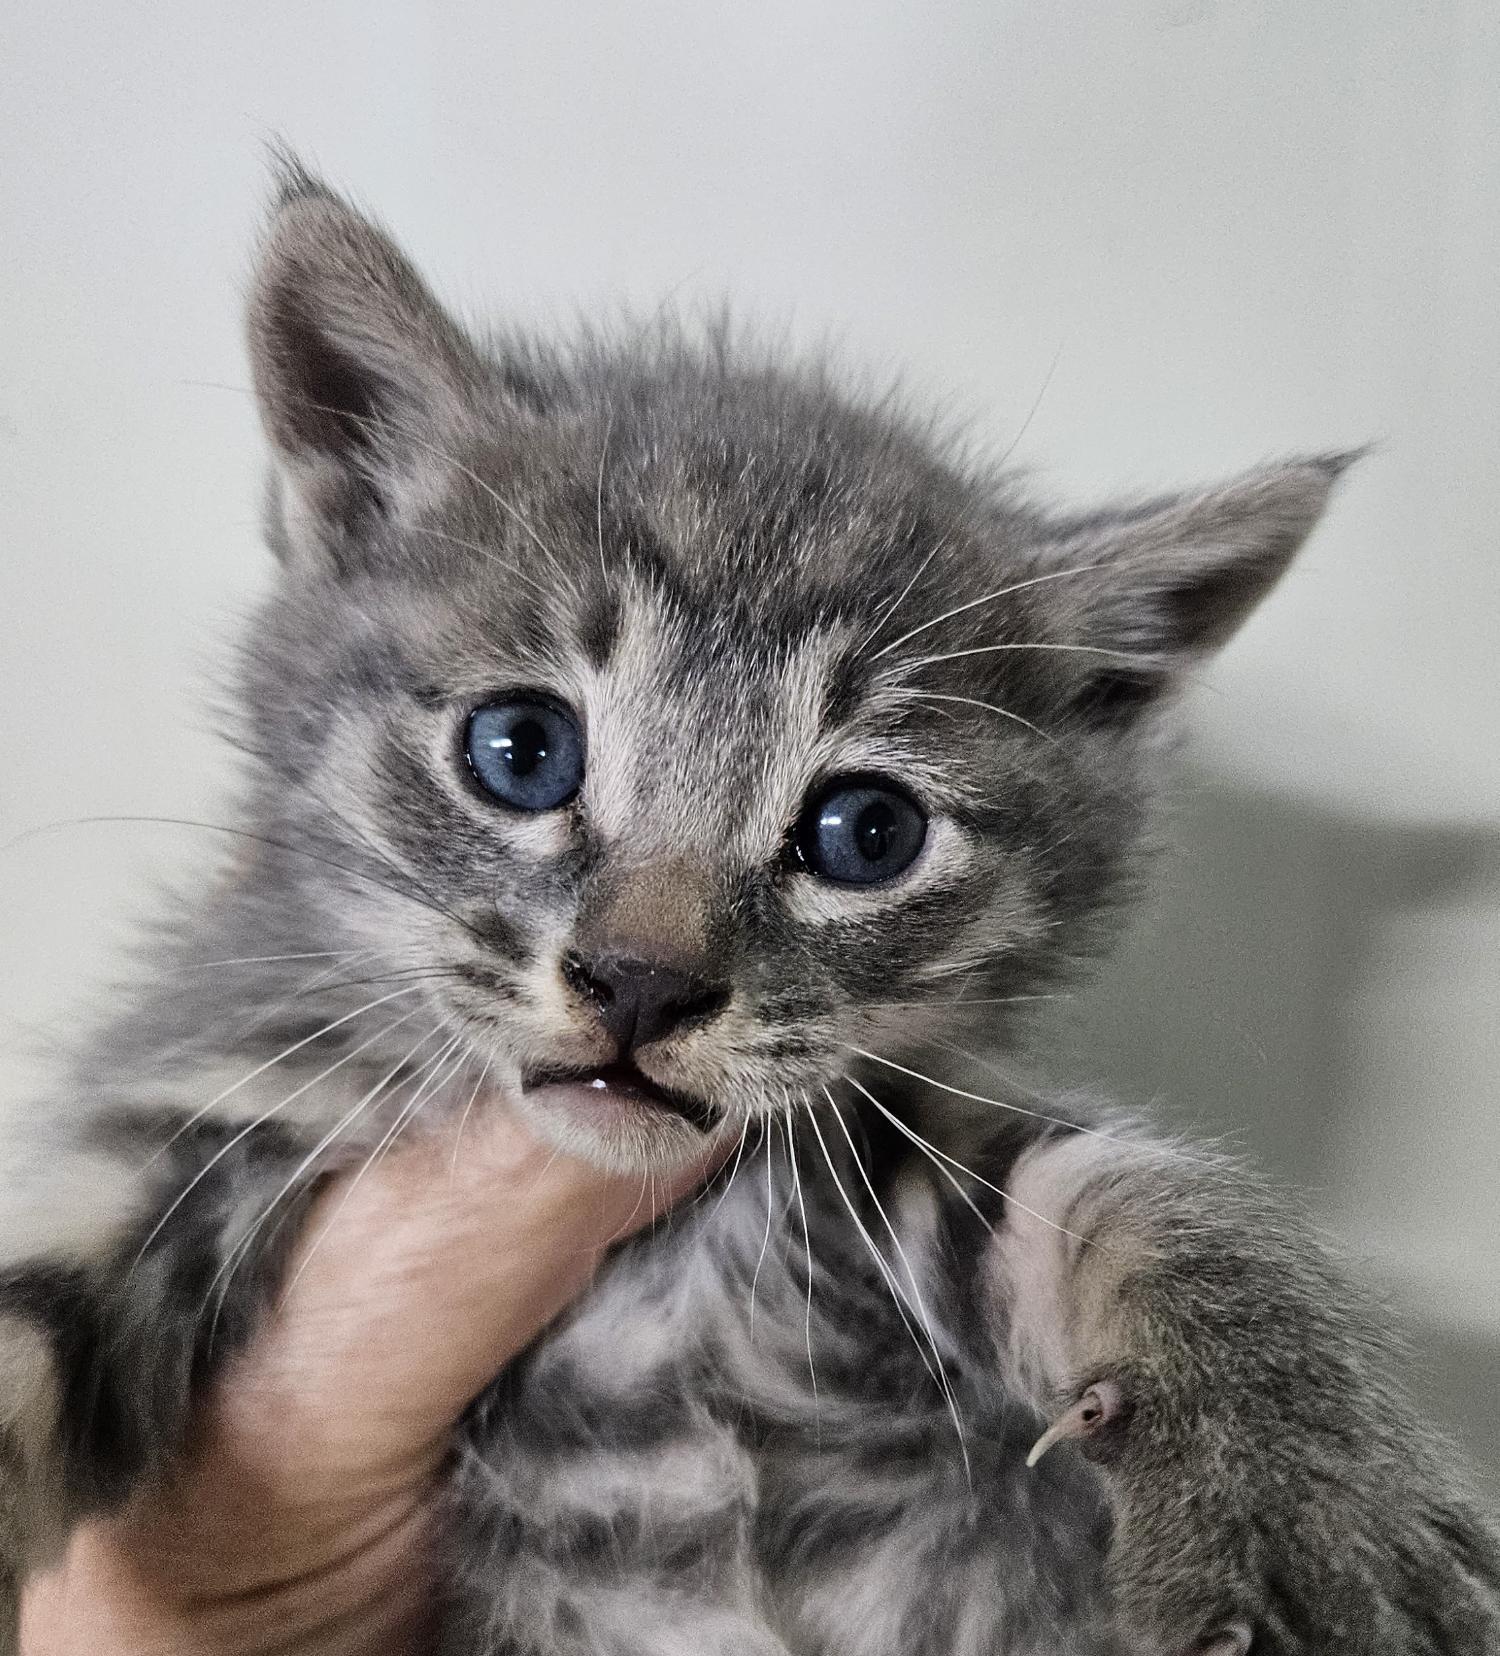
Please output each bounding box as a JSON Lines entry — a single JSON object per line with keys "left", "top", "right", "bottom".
{"left": 561, "top": 950, "right": 729, "bottom": 1053}
{"left": 521, "top": 1059, "right": 723, "bottom": 1133}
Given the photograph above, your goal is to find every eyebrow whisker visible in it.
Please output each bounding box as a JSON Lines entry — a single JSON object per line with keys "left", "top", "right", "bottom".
{"left": 905, "top": 691, "right": 1058, "bottom": 746}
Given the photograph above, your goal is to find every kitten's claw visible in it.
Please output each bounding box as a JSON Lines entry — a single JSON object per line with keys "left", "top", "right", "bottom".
{"left": 1025, "top": 1378, "right": 1125, "bottom": 1468}
{"left": 1195, "top": 1619, "right": 1253, "bottom": 1655}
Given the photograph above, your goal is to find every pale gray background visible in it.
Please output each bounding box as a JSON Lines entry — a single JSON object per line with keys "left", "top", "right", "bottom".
{"left": 2, "top": 2, "right": 1496, "bottom": 1483}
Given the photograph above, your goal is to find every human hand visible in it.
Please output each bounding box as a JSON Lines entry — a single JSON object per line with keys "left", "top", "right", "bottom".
{"left": 20, "top": 1105, "right": 718, "bottom": 1654}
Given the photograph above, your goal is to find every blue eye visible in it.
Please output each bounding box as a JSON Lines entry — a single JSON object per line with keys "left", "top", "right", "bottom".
{"left": 465, "top": 698, "right": 584, "bottom": 811}
{"left": 795, "top": 778, "right": 926, "bottom": 885}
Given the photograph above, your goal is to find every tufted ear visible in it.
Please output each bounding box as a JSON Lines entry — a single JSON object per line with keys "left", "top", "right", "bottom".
{"left": 247, "top": 156, "right": 484, "bottom": 573}
{"left": 1037, "top": 452, "right": 1361, "bottom": 718}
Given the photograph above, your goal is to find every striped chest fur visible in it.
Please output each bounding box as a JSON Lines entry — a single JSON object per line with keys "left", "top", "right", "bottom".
{"left": 445, "top": 1125, "right": 1125, "bottom": 1656}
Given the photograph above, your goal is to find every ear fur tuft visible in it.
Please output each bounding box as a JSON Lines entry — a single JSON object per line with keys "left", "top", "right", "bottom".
{"left": 246, "top": 149, "right": 481, "bottom": 573}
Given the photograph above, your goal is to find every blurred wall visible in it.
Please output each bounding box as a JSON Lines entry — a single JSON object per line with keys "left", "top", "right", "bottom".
{"left": 1, "top": 2, "right": 1496, "bottom": 1481}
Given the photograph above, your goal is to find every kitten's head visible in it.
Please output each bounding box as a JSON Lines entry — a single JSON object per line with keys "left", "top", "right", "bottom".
{"left": 237, "top": 166, "right": 1350, "bottom": 1171}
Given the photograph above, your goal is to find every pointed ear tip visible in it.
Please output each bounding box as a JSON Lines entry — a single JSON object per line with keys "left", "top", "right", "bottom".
{"left": 1304, "top": 443, "right": 1372, "bottom": 483}
{"left": 263, "top": 140, "right": 334, "bottom": 209}
{"left": 1251, "top": 446, "right": 1369, "bottom": 497}
{"left": 251, "top": 153, "right": 379, "bottom": 298}
{"left": 1241, "top": 444, "right": 1370, "bottom": 527}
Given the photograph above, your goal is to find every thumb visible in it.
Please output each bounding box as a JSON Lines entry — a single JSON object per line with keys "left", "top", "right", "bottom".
{"left": 203, "top": 1095, "right": 727, "bottom": 1503}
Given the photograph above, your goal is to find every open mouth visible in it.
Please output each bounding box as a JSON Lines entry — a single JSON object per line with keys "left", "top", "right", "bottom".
{"left": 521, "top": 1060, "right": 722, "bottom": 1134}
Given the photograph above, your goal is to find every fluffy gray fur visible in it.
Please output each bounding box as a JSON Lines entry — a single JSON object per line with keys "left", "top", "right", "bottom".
{"left": 0, "top": 164, "right": 1496, "bottom": 1654}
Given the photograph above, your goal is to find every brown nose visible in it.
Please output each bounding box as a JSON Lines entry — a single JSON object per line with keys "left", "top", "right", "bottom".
{"left": 562, "top": 951, "right": 729, "bottom": 1051}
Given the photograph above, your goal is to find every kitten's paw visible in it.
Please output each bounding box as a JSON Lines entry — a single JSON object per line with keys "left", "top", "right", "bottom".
{"left": 989, "top": 1115, "right": 1500, "bottom": 1650}
{"left": 1024, "top": 1377, "right": 1128, "bottom": 1468}
{"left": 1024, "top": 1353, "right": 1500, "bottom": 1654}
{"left": 1021, "top": 1365, "right": 1266, "bottom": 1652}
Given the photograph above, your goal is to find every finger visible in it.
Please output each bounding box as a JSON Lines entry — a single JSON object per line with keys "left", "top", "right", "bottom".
{"left": 204, "top": 1094, "right": 730, "bottom": 1498}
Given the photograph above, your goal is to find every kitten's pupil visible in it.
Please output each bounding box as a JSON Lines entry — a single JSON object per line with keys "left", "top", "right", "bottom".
{"left": 501, "top": 717, "right": 548, "bottom": 778}
{"left": 854, "top": 799, "right": 899, "bottom": 863}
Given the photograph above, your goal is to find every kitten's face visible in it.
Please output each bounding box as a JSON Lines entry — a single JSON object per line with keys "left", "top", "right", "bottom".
{"left": 239, "top": 169, "right": 1347, "bottom": 1171}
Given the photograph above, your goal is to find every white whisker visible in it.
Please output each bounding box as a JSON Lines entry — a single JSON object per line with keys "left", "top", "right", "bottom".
{"left": 147, "top": 980, "right": 429, "bottom": 1162}
{"left": 748, "top": 1117, "right": 778, "bottom": 1341}
{"left": 132, "top": 995, "right": 430, "bottom": 1266}
{"left": 186, "top": 381, "right": 566, "bottom": 592}
{"left": 25, "top": 814, "right": 487, "bottom": 943}
{"left": 870, "top": 559, "right": 1115, "bottom": 661}
{"left": 406, "top": 524, "right": 508, "bottom": 561}
{"left": 785, "top": 1119, "right": 819, "bottom": 1417}
{"left": 374, "top": 1034, "right": 470, "bottom": 1169}
{"left": 899, "top": 641, "right": 1160, "bottom": 674}
{"left": 449, "top": 1051, "right": 495, "bottom": 1181}
{"left": 845, "top": 1045, "right": 1120, "bottom": 1145}
{"left": 826, "top": 1092, "right": 949, "bottom": 1335}
{"left": 843, "top": 1075, "right": 993, "bottom": 1233}
{"left": 407, "top": 525, "right": 552, "bottom": 604}
{"left": 804, "top": 1096, "right": 942, "bottom": 1391}
{"left": 853, "top": 534, "right": 950, "bottom": 657}
{"left": 211, "top": 1021, "right": 449, "bottom": 1318}
{"left": 813, "top": 1092, "right": 971, "bottom": 1484}
{"left": 846, "top": 1075, "right": 1089, "bottom": 1247}
{"left": 595, "top": 408, "right": 615, "bottom": 583}
{"left": 179, "top": 950, "right": 358, "bottom": 971}
{"left": 993, "top": 342, "right": 1063, "bottom": 470}
{"left": 305, "top": 396, "right": 567, "bottom": 578}
{"left": 697, "top": 1114, "right": 752, "bottom": 1219}
{"left": 141, "top": 947, "right": 381, "bottom": 1073}
{"left": 279, "top": 1031, "right": 466, "bottom": 1299}
{"left": 908, "top": 691, "right": 1056, "bottom": 745}
{"left": 864, "top": 994, "right": 1068, "bottom": 1011}
{"left": 603, "top": 1170, "right": 652, "bottom": 1253}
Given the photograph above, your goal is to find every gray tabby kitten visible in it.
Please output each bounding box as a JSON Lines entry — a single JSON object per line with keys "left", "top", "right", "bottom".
{"left": 1, "top": 164, "right": 1497, "bottom": 1656}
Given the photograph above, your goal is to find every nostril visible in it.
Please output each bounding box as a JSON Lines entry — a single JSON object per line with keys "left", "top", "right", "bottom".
{"left": 562, "top": 951, "right": 729, "bottom": 1049}
{"left": 667, "top": 982, "right": 730, "bottom": 1030}
{"left": 561, "top": 951, "right": 613, "bottom": 1007}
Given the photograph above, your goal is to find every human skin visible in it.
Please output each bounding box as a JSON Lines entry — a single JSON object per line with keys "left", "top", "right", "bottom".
{"left": 20, "top": 1105, "right": 718, "bottom": 1655}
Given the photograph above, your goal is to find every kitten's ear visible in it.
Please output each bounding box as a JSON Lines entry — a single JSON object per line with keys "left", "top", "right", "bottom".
{"left": 247, "top": 158, "right": 483, "bottom": 572}
{"left": 1041, "top": 452, "right": 1360, "bottom": 716}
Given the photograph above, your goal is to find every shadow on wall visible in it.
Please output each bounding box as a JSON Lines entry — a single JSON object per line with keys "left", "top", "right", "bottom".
{"left": 1041, "top": 762, "right": 1500, "bottom": 1495}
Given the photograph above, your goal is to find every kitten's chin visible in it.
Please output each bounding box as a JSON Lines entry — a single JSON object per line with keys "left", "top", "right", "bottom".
{"left": 513, "top": 1062, "right": 729, "bottom": 1175}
